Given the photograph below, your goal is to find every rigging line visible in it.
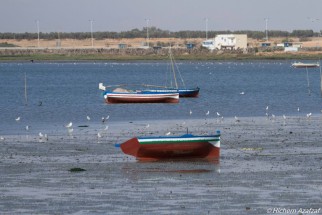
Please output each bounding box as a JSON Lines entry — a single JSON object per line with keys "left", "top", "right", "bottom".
{"left": 173, "top": 56, "right": 186, "bottom": 88}
{"left": 169, "top": 48, "right": 178, "bottom": 89}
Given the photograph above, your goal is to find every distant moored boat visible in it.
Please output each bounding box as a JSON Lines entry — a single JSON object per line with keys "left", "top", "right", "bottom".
{"left": 292, "top": 62, "right": 320, "bottom": 68}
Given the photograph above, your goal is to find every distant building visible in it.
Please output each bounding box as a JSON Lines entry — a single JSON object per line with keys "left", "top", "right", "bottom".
{"left": 261, "top": 42, "right": 271, "bottom": 47}
{"left": 202, "top": 34, "right": 247, "bottom": 50}
{"left": 186, "top": 43, "right": 195, "bottom": 49}
{"left": 118, "top": 43, "right": 127, "bottom": 49}
{"left": 201, "top": 39, "right": 216, "bottom": 50}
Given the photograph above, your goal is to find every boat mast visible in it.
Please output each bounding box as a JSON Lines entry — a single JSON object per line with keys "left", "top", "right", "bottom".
{"left": 169, "top": 47, "right": 178, "bottom": 89}
{"left": 24, "top": 72, "right": 28, "bottom": 106}
{"left": 319, "top": 59, "right": 322, "bottom": 97}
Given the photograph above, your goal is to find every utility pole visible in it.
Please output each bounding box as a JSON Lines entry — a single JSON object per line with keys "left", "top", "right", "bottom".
{"left": 89, "top": 20, "right": 94, "bottom": 47}
{"left": 36, "top": 20, "right": 40, "bottom": 47}
{"left": 204, "top": 18, "right": 209, "bottom": 40}
{"left": 145, "top": 18, "right": 150, "bottom": 47}
{"left": 264, "top": 18, "right": 269, "bottom": 42}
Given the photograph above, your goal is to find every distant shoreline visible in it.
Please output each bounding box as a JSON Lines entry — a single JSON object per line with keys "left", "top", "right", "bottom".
{"left": 1, "top": 37, "right": 322, "bottom": 61}
{"left": 0, "top": 48, "right": 322, "bottom": 62}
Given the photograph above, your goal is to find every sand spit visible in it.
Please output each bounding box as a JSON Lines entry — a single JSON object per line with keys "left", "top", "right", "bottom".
{"left": 0, "top": 116, "right": 321, "bottom": 214}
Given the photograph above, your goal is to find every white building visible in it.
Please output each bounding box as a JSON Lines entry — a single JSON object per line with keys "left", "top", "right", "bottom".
{"left": 202, "top": 34, "right": 247, "bottom": 50}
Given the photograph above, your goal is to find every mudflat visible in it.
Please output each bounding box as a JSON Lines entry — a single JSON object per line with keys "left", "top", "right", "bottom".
{"left": 0, "top": 116, "right": 321, "bottom": 214}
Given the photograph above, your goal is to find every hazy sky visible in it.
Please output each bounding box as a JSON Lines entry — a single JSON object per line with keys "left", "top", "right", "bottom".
{"left": 1, "top": 0, "right": 322, "bottom": 33}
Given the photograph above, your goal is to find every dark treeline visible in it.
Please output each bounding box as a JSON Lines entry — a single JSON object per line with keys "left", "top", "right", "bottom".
{"left": 0, "top": 27, "right": 320, "bottom": 40}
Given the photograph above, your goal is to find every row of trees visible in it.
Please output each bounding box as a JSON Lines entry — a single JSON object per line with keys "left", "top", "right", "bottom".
{"left": 0, "top": 27, "right": 320, "bottom": 40}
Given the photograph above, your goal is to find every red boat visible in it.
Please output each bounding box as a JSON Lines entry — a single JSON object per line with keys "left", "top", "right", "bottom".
{"left": 118, "top": 131, "right": 221, "bottom": 161}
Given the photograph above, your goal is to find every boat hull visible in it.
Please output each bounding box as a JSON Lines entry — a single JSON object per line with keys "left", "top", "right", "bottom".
{"left": 104, "top": 92, "right": 179, "bottom": 104}
{"left": 292, "top": 63, "right": 320, "bottom": 68}
{"left": 120, "top": 133, "right": 220, "bottom": 160}
{"left": 142, "top": 87, "right": 200, "bottom": 97}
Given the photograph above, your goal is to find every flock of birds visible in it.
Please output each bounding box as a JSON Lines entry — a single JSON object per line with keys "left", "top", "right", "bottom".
{"left": 0, "top": 115, "right": 111, "bottom": 142}
{"left": 0, "top": 105, "right": 316, "bottom": 142}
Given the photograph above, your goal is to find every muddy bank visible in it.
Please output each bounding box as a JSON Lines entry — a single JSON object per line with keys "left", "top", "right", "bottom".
{"left": 0, "top": 116, "right": 321, "bottom": 214}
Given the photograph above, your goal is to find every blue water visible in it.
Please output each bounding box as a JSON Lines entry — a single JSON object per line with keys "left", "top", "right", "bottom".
{"left": 1, "top": 60, "right": 322, "bottom": 134}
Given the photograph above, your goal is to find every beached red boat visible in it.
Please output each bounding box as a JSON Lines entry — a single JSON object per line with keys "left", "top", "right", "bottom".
{"left": 118, "top": 131, "right": 221, "bottom": 161}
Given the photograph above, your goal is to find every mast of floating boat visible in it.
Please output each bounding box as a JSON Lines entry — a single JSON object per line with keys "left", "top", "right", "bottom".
{"left": 169, "top": 46, "right": 178, "bottom": 89}
{"left": 24, "top": 72, "right": 28, "bottom": 106}
{"left": 320, "top": 59, "right": 322, "bottom": 97}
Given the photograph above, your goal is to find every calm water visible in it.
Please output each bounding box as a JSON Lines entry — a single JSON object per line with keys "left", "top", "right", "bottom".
{"left": 1, "top": 60, "right": 322, "bottom": 134}
{"left": 1, "top": 61, "right": 322, "bottom": 214}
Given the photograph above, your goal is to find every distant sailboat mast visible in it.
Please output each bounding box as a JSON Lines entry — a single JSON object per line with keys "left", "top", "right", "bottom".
{"left": 24, "top": 72, "right": 28, "bottom": 106}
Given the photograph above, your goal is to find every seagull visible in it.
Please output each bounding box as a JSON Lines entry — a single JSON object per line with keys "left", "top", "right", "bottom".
{"left": 0, "top": 136, "right": 5, "bottom": 141}
{"left": 15, "top": 117, "right": 21, "bottom": 122}
{"left": 216, "top": 112, "right": 220, "bottom": 116}
{"left": 306, "top": 113, "right": 312, "bottom": 118}
{"left": 104, "top": 125, "right": 109, "bottom": 130}
{"left": 266, "top": 106, "right": 269, "bottom": 111}
{"left": 165, "top": 132, "right": 171, "bottom": 136}
{"left": 65, "top": 122, "right": 72, "bottom": 128}
{"left": 234, "top": 116, "right": 240, "bottom": 122}
{"left": 297, "top": 107, "right": 300, "bottom": 112}
{"left": 240, "top": 92, "right": 245, "bottom": 95}
{"left": 189, "top": 110, "right": 192, "bottom": 115}
{"left": 102, "top": 116, "right": 110, "bottom": 123}
{"left": 206, "top": 111, "right": 210, "bottom": 116}
{"left": 97, "top": 132, "right": 102, "bottom": 138}
{"left": 145, "top": 124, "right": 150, "bottom": 128}
{"left": 283, "top": 115, "right": 286, "bottom": 120}
{"left": 25, "top": 125, "right": 30, "bottom": 131}
{"left": 86, "top": 116, "right": 91, "bottom": 121}
{"left": 39, "top": 132, "right": 44, "bottom": 138}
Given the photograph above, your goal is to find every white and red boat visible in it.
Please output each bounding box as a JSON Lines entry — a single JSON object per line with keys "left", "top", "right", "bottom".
{"left": 99, "top": 83, "right": 179, "bottom": 104}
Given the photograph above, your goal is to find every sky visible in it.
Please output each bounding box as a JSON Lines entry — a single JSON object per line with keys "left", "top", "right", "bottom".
{"left": 1, "top": 0, "right": 322, "bottom": 33}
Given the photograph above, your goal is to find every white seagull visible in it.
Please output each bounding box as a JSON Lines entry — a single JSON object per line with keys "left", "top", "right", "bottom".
{"left": 65, "top": 122, "right": 72, "bottom": 128}
{"left": 97, "top": 132, "right": 102, "bottom": 138}
{"left": 206, "top": 111, "right": 210, "bottom": 116}
{"left": 189, "top": 110, "right": 192, "bottom": 115}
{"left": 15, "top": 117, "right": 21, "bottom": 122}
{"left": 165, "top": 132, "right": 171, "bottom": 136}
{"left": 86, "top": 116, "right": 91, "bottom": 121}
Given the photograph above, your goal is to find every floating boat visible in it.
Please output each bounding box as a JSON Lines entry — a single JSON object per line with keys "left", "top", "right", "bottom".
{"left": 141, "top": 87, "right": 200, "bottom": 98}
{"left": 292, "top": 62, "right": 320, "bottom": 68}
{"left": 118, "top": 131, "right": 221, "bottom": 161}
{"left": 99, "top": 84, "right": 179, "bottom": 104}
